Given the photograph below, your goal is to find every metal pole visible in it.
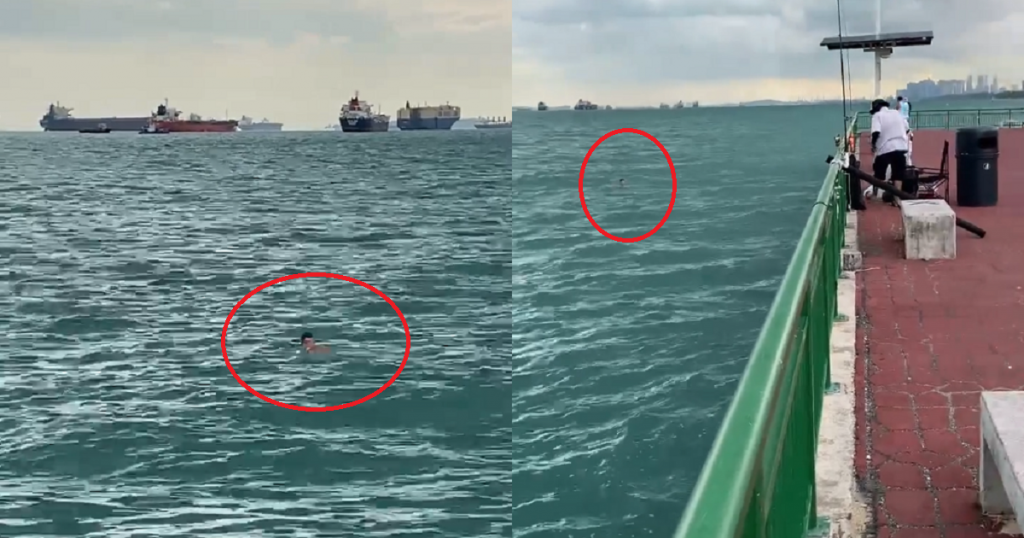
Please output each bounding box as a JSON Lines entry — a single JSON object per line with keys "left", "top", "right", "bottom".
{"left": 874, "top": 0, "right": 882, "bottom": 97}
{"left": 875, "top": 0, "right": 881, "bottom": 35}
{"left": 874, "top": 51, "right": 882, "bottom": 98}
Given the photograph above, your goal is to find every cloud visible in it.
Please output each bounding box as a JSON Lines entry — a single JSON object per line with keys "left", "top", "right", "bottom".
{"left": 512, "top": 0, "right": 1024, "bottom": 105}
{"left": 0, "top": 0, "right": 509, "bottom": 130}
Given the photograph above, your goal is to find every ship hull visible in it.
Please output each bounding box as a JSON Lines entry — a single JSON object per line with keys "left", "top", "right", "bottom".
{"left": 152, "top": 120, "right": 237, "bottom": 133}
{"left": 239, "top": 123, "right": 283, "bottom": 131}
{"left": 339, "top": 116, "right": 389, "bottom": 132}
{"left": 396, "top": 116, "right": 458, "bottom": 130}
{"left": 40, "top": 116, "right": 150, "bottom": 132}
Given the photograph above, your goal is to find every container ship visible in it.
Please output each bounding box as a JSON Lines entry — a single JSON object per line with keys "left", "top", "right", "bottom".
{"left": 39, "top": 103, "right": 150, "bottom": 132}
{"left": 238, "top": 116, "right": 283, "bottom": 131}
{"left": 339, "top": 92, "right": 389, "bottom": 132}
{"left": 396, "top": 101, "right": 460, "bottom": 130}
{"left": 141, "top": 101, "right": 237, "bottom": 133}
{"left": 574, "top": 99, "right": 598, "bottom": 110}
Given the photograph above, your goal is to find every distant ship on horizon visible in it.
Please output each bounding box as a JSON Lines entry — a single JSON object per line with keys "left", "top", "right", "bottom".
{"left": 238, "top": 116, "right": 282, "bottom": 131}
{"left": 538, "top": 101, "right": 548, "bottom": 111}
{"left": 142, "top": 100, "right": 237, "bottom": 133}
{"left": 39, "top": 102, "right": 150, "bottom": 132}
{"left": 574, "top": 99, "right": 598, "bottom": 110}
{"left": 474, "top": 117, "right": 511, "bottom": 129}
{"left": 339, "top": 91, "right": 389, "bottom": 132}
{"left": 396, "top": 101, "right": 460, "bottom": 130}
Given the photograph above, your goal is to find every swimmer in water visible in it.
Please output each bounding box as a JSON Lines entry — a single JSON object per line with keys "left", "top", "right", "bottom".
{"left": 619, "top": 178, "right": 625, "bottom": 186}
{"left": 299, "top": 332, "right": 330, "bottom": 353}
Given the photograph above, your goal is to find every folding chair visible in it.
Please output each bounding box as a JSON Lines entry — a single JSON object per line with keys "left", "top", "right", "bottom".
{"left": 909, "top": 140, "right": 950, "bottom": 200}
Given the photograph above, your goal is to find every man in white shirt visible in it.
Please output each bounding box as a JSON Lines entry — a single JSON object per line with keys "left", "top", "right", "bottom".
{"left": 870, "top": 99, "right": 913, "bottom": 202}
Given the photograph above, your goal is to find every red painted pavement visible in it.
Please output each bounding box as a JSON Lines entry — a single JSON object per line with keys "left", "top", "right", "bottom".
{"left": 855, "top": 129, "right": 1024, "bottom": 537}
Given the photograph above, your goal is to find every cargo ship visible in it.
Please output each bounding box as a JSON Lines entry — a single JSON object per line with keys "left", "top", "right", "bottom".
{"left": 474, "top": 117, "right": 511, "bottom": 129}
{"left": 396, "top": 101, "right": 460, "bottom": 130}
{"left": 238, "top": 116, "right": 282, "bottom": 131}
{"left": 574, "top": 99, "right": 598, "bottom": 110}
{"left": 39, "top": 103, "right": 150, "bottom": 132}
{"left": 141, "top": 101, "right": 237, "bottom": 133}
{"left": 339, "top": 92, "right": 389, "bottom": 132}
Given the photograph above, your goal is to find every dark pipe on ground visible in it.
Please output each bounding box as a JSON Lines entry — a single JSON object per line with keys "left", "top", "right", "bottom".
{"left": 825, "top": 155, "right": 986, "bottom": 238}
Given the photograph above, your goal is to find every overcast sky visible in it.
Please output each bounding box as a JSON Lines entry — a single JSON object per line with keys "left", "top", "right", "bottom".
{"left": 513, "top": 0, "right": 1024, "bottom": 107}
{"left": 0, "top": 0, "right": 510, "bottom": 130}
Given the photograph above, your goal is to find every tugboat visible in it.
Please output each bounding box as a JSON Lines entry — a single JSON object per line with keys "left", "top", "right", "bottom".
{"left": 140, "top": 100, "right": 237, "bottom": 133}
{"left": 139, "top": 124, "right": 169, "bottom": 134}
{"left": 538, "top": 101, "right": 548, "bottom": 111}
{"left": 339, "top": 92, "right": 389, "bottom": 132}
{"left": 79, "top": 123, "right": 111, "bottom": 134}
{"left": 474, "top": 117, "right": 511, "bottom": 129}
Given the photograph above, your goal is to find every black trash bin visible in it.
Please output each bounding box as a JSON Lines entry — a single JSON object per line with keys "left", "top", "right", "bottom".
{"left": 955, "top": 127, "right": 999, "bottom": 206}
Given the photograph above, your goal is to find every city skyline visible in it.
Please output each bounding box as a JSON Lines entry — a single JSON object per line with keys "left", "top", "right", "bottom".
{"left": 514, "top": 0, "right": 1024, "bottom": 108}
{"left": 897, "top": 73, "right": 1023, "bottom": 102}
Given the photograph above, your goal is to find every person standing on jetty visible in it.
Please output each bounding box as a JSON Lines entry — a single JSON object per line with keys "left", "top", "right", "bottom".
{"left": 897, "top": 95, "right": 911, "bottom": 120}
{"left": 897, "top": 95, "right": 914, "bottom": 165}
{"left": 870, "top": 99, "right": 914, "bottom": 203}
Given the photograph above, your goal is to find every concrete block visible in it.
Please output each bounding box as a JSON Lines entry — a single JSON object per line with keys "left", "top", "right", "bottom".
{"left": 980, "top": 391, "right": 1024, "bottom": 532}
{"left": 900, "top": 200, "right": 956, "bottom": 259}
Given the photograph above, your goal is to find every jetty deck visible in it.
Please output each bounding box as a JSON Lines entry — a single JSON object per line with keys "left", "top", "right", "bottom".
{"left": 856, "top": 129, "right": 1024, "bottom": 537}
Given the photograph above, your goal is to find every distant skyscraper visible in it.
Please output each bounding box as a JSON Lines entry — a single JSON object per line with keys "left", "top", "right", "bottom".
{"left": 993, "top": 76, "right": 999, "bottom": 93}
{"left": 966, "top": 75, "right": 973, "bottom": 93}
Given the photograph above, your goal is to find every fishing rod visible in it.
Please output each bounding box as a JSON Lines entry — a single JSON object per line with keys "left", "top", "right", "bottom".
{"left": 831, "top": 0, "right": 869, "bottom": 210}
{"left": 835, "top": 0, "right": 849, "bottom": 139}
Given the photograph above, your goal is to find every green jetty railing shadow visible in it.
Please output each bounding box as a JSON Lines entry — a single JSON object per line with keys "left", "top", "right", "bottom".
{"left": 854, "top": 107, "right": 1024, "bottom": 131}
{"left": 672, "top": 114, "right": 857, "bottom": 538}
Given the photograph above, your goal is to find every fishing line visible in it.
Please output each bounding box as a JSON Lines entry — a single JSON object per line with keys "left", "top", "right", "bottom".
{"left": 841, "top": 0, "right": 854, "bottom": 114}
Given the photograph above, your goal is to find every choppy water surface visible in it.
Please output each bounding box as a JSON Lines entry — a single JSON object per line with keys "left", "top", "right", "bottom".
{"left": 512, "top": 105, "right": 845, "bottom": 537}
{"left": 0, "top": 131, "right": 512, "bottom": 537}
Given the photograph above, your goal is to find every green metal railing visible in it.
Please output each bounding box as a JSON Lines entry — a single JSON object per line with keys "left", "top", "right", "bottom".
{"left": 854, "top": 107, "right": 1024, "bottom": 131}
{"left": 672, "top": 115, "right": 856, "bottom": 538}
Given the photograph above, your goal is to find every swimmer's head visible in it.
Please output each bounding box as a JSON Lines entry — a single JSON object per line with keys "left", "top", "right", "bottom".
{"left": 300, "top": 332, "right": 314, "bottom": 348}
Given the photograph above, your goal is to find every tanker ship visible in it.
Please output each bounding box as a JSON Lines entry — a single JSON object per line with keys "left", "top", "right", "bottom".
{"left": 339, "top": 92, "right": 389, "bottom": 132}
{"left": 396, "top": 101, "right": 460, "bottom": 130}
{"left": 39, "top": 103, "right": 150, "bottom": 132}
{"left": 141, "top": 101, "right": 237, "bottom": 133}
{"left": 238, "top": 116, "right": 283, "bottom": 131}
